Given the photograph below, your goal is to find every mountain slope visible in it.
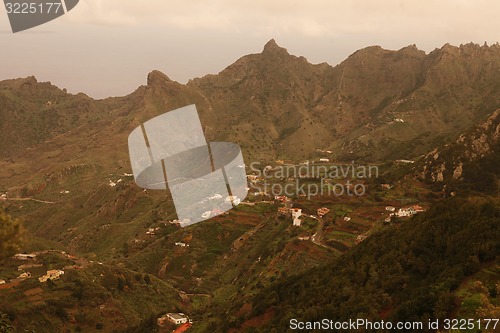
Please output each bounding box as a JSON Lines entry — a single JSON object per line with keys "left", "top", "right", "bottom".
{"left": 206, "top": 197, "right": 499, "bottom": 332}
{"left": 419, "top": 109, "right": 500, "bottom": 193}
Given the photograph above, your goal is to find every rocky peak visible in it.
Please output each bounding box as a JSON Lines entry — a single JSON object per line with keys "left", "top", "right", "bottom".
{"left": 262, "top": 39, "right": 289, "bottom": 56}
{"left": 147, "top": 70, "right": 172, "bottom": 87}
{"left": 397, "top": 44, "right": 426, "bottom": 57}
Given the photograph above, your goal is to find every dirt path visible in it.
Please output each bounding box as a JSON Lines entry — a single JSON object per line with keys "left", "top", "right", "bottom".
{"left": 7, "top": 197, "right": 56, "bottom": 204}
{"left": 311, "top": 217, "right": 334, "bottom": 250}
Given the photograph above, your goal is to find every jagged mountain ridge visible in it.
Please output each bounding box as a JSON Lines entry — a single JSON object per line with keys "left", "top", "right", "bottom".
{"left": 1, "top": 40, "right": 499, "bottom": 167}
{"left": 419, "top": 108, "right": 500, "bottom": 185}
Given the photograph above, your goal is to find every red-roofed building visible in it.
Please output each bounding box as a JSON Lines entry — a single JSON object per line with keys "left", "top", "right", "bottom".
{"left": 173, "top": 322, "right": 192, "bottom": 333}
{"left": 317, "top": 207, "right": 330, "bottom": 217}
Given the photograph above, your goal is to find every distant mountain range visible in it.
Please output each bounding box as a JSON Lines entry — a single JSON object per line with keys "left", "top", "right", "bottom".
{"left": 1, "top": 40, "right": 499, "bottom": 166}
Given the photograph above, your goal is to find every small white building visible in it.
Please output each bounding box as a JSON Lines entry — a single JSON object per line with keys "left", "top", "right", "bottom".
{"left": 385, "top": 206, "right": 396, "bottom": 212}
{"left": 0, "top": 280, "right": 6, "bottom": 285}
{"left": 209, "top": 193, "right": 223, "bottom": 200}
{"left": 319, "top": 158, "right": 330, "bottom": 163}
{"left": 291, "top": 208, "right": 302, "bottom": 226}
{"left": 175, "top": 242, "right": 188, "bottom": 247}
{"left": 158, "top": 313, "right": 189, "bottom": 326}
{"left": 317, "top": 207, "right": 330, "bottom": 217}
{"left": 179, "top": 219, "right": 192, "bottom": 227}
{"left": 17, "top": 272, "right": 31, "bottom": 279}
{"left": 14, "top": 253, "right": 37, "bottom": 261}
{"left": 225, "top": 196, "right": 241, "bottom": 205}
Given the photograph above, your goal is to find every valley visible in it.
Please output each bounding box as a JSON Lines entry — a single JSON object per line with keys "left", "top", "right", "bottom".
{"left": 0, "top": 40, "right": 499, "bottom": 332}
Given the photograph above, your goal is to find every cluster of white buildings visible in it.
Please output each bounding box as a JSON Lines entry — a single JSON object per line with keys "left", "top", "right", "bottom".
{"left": 39, "top": 270, "right": 64, "bottom": 283}
{"left": 146, "top": 227, "right": 161, "bottom": 235}
{"left": 109, "top": 179, "right": 123, "bottom": 187}
{"left": 385, "top": 205, "right": 425, "bottom": 222}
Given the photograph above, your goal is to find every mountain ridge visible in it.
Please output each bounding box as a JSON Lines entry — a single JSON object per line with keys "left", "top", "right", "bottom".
{"left": 1, "top": 40, "right": 500, "bottom": 167}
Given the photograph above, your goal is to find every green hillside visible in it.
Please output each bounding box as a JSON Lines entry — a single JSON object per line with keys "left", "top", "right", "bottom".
{"left": 212, "top": 197, "right": 499, "bottom": 332}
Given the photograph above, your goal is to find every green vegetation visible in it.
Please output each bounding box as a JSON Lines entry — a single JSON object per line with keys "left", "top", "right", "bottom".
{"left": 1, "top": 41, "right": 500, "bottom": 332}
{"left": 0, "top": 209, "right": 23, "bottom": 262}
{"left": 209, "top": 197, "right": 500, "bottom": 332}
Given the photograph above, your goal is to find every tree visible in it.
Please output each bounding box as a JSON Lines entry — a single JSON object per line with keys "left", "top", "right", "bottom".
{"left": 0, "top": 209, "right": 23, "bottom": 261}
{"left": 0, "top": 313, "right": 14, "bottom": 333}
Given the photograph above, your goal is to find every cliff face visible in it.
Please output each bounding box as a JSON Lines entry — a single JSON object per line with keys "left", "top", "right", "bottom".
{"left": 419, "top": 109, "right": 500, "bottom": 183}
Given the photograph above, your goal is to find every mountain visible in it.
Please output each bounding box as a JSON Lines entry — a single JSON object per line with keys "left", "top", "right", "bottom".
{"left": 1, "top": 40, "right": 499, "bottom": 252}
{"left": 1, "top": 40, "right": 500, "bottom": 332}
{"left": 419, "top": 109, "right": 500, "bottom": 193}
{"left": 0, "top": 77, "right": 102, "bottom": 158}
{"left": 1, "top": 41, "right": 500, "bottom": 165}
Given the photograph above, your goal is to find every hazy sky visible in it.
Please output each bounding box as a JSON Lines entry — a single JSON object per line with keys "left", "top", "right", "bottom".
{"left": 1, "top": 0, "right": 498, "bottom": 99}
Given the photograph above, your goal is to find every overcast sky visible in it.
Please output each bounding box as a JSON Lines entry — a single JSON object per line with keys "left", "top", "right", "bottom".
{"left": 1, "top": 0, "right": 498, "bottom": 99}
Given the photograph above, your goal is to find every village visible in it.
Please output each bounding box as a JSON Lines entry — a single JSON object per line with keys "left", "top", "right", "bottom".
{"left": 0, "top": 250, "right": 194, "bottom": 332}
{"left": 0, "top": 250, "right": 88, "bottom": 289}
{"left": 129, "top": 157, "right": 428, "bottom": 256}
{"left": 242, "top": 158, "right": 428, "bottom": 250}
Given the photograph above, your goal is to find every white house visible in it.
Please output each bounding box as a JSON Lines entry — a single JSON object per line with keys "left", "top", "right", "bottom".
{"left": 14, "top": 253, "right": 36, "bottom": 261}
{"left": 158, "top": 313, "right": 189, "bottom": 326}
{"left": 385, "top": 206, "right": 396, "bottom": 212}
{"left": 179, "top": 219, "right": 192, "bottom": 227}
{"left": 319, "top": 158, "right": 330, "bottom": 163}
{"left": 225, "top": 195, "right": 241, "bottom": 205}
{"left": 0, "top": 280, "right": 6, "bottom": 285}
{"left": 291, "top": 208, "right": 302, "bottom": 226}
{"left": 209, "top": 193, "right": 223, "bottom": 200}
